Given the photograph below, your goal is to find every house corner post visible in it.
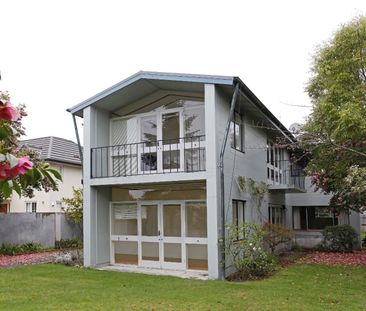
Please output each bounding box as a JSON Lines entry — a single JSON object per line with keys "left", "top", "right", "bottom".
{"left": 205, "top": 83, "right": 220, "bottom": 279}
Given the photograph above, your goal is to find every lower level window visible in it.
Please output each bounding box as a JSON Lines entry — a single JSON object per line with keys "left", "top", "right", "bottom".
{"left": 293, "top": 206, "right": 338, "bottom": 230}
{"left": 26, "top": 202, "right": 37, "bottom": 213}
{"left": 232, "top": 200, "right": 245, "bottom": 227}
{"left": 232, "top": 200, "right": 245, "bottom": 240}
{"left": 268, "top": 205, "right": 286, "bottom": 225}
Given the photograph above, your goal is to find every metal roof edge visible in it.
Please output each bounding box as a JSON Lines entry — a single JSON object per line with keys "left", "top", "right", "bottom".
{"left": 67, "top": 71, "right": 234, "bottom": 115}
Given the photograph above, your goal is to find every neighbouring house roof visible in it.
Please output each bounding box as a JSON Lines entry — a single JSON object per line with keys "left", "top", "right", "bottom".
{"left": 67, "top": 70, "right": 294, "bottom": 141}
{"left": 20, "top": 136, "right": 82, "bottom": 166}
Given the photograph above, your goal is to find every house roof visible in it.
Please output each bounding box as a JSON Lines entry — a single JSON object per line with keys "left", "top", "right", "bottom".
{"left": 67, "top": 70, "right": 294, "bottom": 141}
{"left": 67, "top": 71, "right": 234, "bottom": 116}
{"left": 20, "top": 136, "right": 82, "bottom": 166}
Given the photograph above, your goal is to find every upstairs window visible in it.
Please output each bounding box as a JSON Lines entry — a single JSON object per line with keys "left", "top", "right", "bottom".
{"left": 267, "top": 140, "right": 285, "bottom": 184}
{"left": 230, "top": 112, "right": 244, "bottom": 152}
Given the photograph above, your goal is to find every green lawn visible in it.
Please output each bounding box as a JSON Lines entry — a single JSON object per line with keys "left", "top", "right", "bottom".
{"left": 0, "top": 264, "right": 365, "bottom": 310}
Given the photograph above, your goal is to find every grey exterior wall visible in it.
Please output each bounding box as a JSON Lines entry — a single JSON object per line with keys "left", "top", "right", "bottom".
{"left": 287, "top": 177, "right": 361, "bottom": 247}
{"left": 0, "top": 213, "right": 82, "bottom": 247}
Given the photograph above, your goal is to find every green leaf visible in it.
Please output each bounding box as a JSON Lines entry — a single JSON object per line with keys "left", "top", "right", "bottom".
{"left": 47, "top": 168, "right": 62, "bottom": 181}
{"left": 12, "top": 180, "right": 21, "bottom": 197}
{"left": 1, "top": 181, "right": 12, "bottom": 199}
{"left": 42, "top": 170, "right": 57, "bottom": 189}
{"left": 32, "top": 168, "right": 43, "bottom": 183}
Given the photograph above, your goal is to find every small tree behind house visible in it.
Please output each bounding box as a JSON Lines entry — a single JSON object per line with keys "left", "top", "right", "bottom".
{"left": 62, "top": 187, "right": 83, "bottom": 228}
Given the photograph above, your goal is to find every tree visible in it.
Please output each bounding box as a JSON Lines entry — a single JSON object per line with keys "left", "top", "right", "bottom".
{"left": 62, "top": 187, "right": 83, "bottom": 226}
{"left": 0, "top": 91, "right": 61, "bottom": 200}
{"left": 300, "top": 16, "right": 366, "bottom": 213}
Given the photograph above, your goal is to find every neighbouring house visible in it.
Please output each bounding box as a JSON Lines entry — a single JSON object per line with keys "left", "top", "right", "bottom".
{"left": 7, "top": 136, "right": 82, "bottom": 213}
{"left": 67, "top": 71, "right": 361, "bottom": 279}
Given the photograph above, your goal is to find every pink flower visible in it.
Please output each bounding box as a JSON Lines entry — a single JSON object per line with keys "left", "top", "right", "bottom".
{"left": 0, "top": 156, "right": 33, "bottom": 181}
{"left": 12, "top": 156, "right": 33, "bottom": 175}
{"left": 0, "top": 162, "right": 11, "bottom": 181}
{"left": 0, "top": 100, "right": 21, "bottom": 121}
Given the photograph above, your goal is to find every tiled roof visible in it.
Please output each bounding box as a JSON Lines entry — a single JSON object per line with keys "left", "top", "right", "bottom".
{"left": 20, "top": 136, "right": 82, "bottom": 166}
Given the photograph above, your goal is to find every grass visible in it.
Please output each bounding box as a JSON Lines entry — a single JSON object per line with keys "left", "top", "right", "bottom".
{"left": 0, "top": 264, "right": 365, "bottom": 310}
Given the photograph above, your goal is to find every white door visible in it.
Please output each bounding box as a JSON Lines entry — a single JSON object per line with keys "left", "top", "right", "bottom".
{"left": 161, "top": 202, "right": 185, "bottom": 269}
{"left": 139, "top": 201, "right": 185, "bottom": 270}
{"left": 138, "top": 109, "right": 183, "bottom": 174}
{"left": 139, "top": 203, "right": 161, "bottom": 268}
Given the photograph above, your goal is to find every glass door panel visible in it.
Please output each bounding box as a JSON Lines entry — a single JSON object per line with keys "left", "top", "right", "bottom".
{"left": 114, "top": 241, "right": 138, "bottom": 265}
{"left": 140, "top": 115, "right": 157, "bottom": 172}
{"left": 141, "top": 205, "right": 158, "bottom": 236}
{"left": 162, "top": 111, "right": 182, "bottom": 171}
{"left": 186, "top": 244, "right": 208, "bottom": 270}
{"left": 162, "top": 112, "right": 180, "bottom": 144}
{"left": 112, "top": 203, "right": 138, "bottom": 236}
{"left": 163, "top": 204, "right": 181, "bottom": 237}
{"left": 164, "top": 243, "right": 182, "bottom": 263}
{"left": 186, "top": 202, "right": 207, "bottom": 238}
{"left": 141, "top": 242, "right": 159, "bottom": 261}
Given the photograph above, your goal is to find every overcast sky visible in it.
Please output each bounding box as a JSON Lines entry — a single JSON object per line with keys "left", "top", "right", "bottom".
{"left": 1, "top": 0, "right": 365, "bottom": 144}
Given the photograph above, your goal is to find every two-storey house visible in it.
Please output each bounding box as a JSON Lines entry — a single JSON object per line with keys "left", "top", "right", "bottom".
{"left": 68, "top": 71, "right": 360, "bottom": 279}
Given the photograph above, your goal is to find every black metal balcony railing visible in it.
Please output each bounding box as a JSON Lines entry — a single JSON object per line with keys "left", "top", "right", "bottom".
{"left": 91, "top": 136, "right": 206, "bottom": 178}
{"left": 267, "top": 160, "right": 306, "bottom": 190}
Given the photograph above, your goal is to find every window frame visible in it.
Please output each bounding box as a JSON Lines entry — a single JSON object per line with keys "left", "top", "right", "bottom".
{"left": 26, "top": 202, "right": 37, "bottom": 213}
{"left": 268, "top": 204, "right": 286, "bottom": 226}
{"left": 230, "top": 111, "right": 244, "bottom": 153}
{"left": 232, "top": 200, "right": 245, "bottom": 240}
{"left": 292, "top": 206, "right": 338, "bottom": 231}
{"left": 266, "top": 139, "right": 285, "bottom": 184}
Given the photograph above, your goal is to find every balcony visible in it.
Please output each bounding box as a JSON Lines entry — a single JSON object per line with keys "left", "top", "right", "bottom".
{"left": 267, "top": 160, "right": 306, "bottom": 192}
{"left": 91, "top": 136, "right": 206, "bottom": 178}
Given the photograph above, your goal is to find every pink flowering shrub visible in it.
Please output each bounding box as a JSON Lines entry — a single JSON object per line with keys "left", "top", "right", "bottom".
{"left": 0, "top": 100, "right": 21, "bottom": 121}
{"left": 0, "top": 156, "right": 33, "bottom": 181}
{"left": 0, "top": 92, "right": 61, "bottom": 200}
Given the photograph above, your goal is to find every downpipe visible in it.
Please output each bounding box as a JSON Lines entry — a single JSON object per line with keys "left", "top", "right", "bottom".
{"left": 219, "top": 82, "right": 239, "bottom": 279}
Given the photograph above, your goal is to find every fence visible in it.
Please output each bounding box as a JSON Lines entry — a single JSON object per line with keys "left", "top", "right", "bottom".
{"left": 0, "top": 213, "right": 82, "bottom": 248}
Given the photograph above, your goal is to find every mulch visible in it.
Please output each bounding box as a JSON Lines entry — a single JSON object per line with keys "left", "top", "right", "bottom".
{"left": 301, "top": 250, "right": 366, "bottom": 266}
{"left": 0, "top": 251, "right": 57, "bottom": 268}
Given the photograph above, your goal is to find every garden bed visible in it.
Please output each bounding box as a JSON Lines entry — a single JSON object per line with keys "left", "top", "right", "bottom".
{"left": 0, "top": 251, "right": 56, "bottom": 267}
{"left": 301, "top": 250, "right": 366, "bottom": 266}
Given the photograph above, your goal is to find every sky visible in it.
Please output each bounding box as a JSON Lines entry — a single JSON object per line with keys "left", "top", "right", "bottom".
{"left": 1, "top": 0, "right": 365, "bottom": 144}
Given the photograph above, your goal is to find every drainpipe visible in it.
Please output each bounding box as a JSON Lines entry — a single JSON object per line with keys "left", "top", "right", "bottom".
{"left": 219, "top": 82, "right": 239, "bottom": 279}
{"left": 72, "top": 114, "right": 83, "bottom": 167}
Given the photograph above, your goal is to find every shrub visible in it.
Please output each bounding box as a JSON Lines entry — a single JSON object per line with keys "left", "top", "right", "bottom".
{"left": 361, "top": 232, "right": 366, "bottom": 248}
{"left": 262, "top": 223, "right": 293, "bottom": 253}
{"left": 55, "top": 238, "right": 83, "bottom": 250}
{"left": 0, "top": 242, "right": 44, "bottom": 255}
{"left": 221, "top": 222, "right": 277, "bottom": 279}
{"left": 320, "top": 225, "right": 360, "bottom": 252}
